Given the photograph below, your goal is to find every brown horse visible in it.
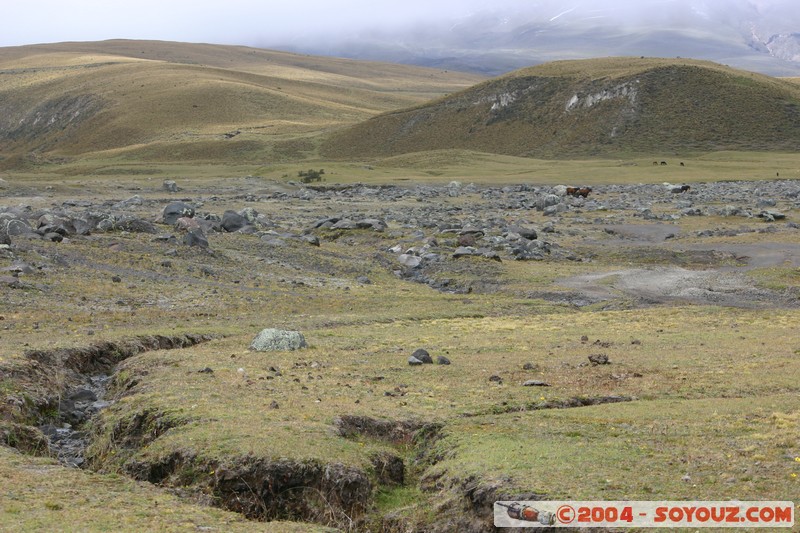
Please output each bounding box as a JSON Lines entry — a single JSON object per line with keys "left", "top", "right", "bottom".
{"left": 567, "top": 186, "right": 592, "bottom": 198}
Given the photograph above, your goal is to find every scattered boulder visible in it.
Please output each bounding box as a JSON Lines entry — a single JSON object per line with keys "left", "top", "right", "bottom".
{"left": 183, "top": 230, "right": 209, "bottom": 248}
{"left": 4, "top": 219, "right": 34, "bottom": 237}
{"left": 511, "top": 239, "right": 548, "bottom": 260}
{"left": 436, "top": 355, "right": 451, "bottom": 365}
{"left": 117, "top": 216, "right": 157, "bottom": 234}
{"left": 509, "top": 226, "right": 538, "bottom": 241}
{"left": 398, "top": 254, "right": 422, "bottom": 269}
{"left": 588, "top": 354, "right": 610, "bottom": 365}
{"left": 174, "top": 217, "right": 202, "bottom": 232}
{"left": 331, "top": 219, "right": 358, "bottom": 230}
{"left": 411, "top": 348, "right": 433, "bottom": 364}
{"left": 759, "top": 210, "right": 786, "bottom": 222}
{"left": 408, "top": 356, "right": 424, "bottom": 366}
{"left": 536, "top": 194, "right": 561, "bottom": 210}
{"left": 718, "top": 205, "right": 745, "bottom": 217}
{"left": 300, "top": 234, "right": 320, "bottom": 246}
{"left": 453, "top": 246, "right": 477, "bottom": 258}
{"left": 312, "top": 216, "right": 340, "bottom": 229}
{"left": 522, "top": 380, "right": 551, "bottom": 387}
{"left": 239, "top": 207, "right": 261, "bottom": 225}
{"left": 221, "top": 210, "right": 249, "bottom": 232}
{"left": 447, "top": 181, "right": 463, "bottom": 197}
{"left": 112, "top": 195, "right": 143, "bottom": 210}
{"left": 163, "top": 180, "right": 180, "bottom": 192}
{"left": 163, "top": 202, "right": 195, "bottom": 225}
{"left": 250, "top": 329, "right": 308, "bottom": 351}
{"left": 0, "top": 276, "right": 24, "bottom": 289}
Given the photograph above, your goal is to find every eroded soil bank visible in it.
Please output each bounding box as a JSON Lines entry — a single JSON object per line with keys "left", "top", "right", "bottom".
{"left": 1, "top": 335, "right": 216, "bottom": 460}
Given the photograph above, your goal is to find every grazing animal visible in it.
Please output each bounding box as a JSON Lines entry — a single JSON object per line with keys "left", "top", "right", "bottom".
{"left": 680, "top": 162, "right": 685, "bottom": 166}
{"left": 652, "top": 161, "right": 659, "bottom": 166}
{"left": 660, "top": 161, "right": 667, "bottom": 166}
{"left": 567, "top": 186, "right": 592, "bottom": 198}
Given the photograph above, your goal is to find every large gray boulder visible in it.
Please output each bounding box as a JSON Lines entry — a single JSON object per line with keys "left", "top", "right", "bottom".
{"left": 250, "top": 329, "right": 307, "bottom": 351}
{"left": 221, "top": 210, "right": 249, "bottom": 232}
{"left": 163, "top": 202, "right": 195, "bottom": 225}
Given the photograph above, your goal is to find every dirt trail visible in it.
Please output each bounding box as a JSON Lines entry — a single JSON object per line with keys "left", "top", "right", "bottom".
{"left": 559, "top": 266, "right": 796, "bottom": 308}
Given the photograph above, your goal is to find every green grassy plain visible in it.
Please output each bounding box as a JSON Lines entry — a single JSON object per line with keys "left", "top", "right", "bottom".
{"left": 3, "top": 151, "right": 800, "bottom": 530}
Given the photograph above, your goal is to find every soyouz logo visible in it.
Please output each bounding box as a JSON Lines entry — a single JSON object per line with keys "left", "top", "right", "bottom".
{"left": 494, "top": 501, "right": 796, "bottom": 528}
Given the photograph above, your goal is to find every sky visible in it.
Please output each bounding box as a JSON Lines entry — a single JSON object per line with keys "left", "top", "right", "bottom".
{"left": 3, "top": 1, "right": 794, "bottom": 51}
{"left": 1, "top": 0, "right": 528, "bottom": 48}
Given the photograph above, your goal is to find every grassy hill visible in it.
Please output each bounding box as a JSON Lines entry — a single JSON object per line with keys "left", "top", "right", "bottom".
{"left": 321, "top": 57, "right": 800, "bottom": 160}
{"left": 0, "top": 40, "right": 483, "bottom": 169}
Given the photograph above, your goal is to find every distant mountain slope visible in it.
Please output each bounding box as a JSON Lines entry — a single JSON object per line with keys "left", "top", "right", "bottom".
{"left": 276, "top": 0, "right": 800, "bottom": 77}
{"left": 0, "top": 40, "right": 483, "bottom": 167}
{"left": 321, "top": 57, "right": 800, "bottom": 159}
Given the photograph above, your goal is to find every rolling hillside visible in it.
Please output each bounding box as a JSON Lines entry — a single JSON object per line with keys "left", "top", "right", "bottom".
{"left": 321, "top": 57, "right": 800, "bottom": 159}
{"left": 0, "top": 40, "right": 483, "bottom": 168}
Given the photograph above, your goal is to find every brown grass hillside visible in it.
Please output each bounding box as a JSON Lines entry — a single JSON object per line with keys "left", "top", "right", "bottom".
{"left": 321, "top": 57, "right": 800, "bottom": 159}
{"left": 0, "top": 40, "right": 483, "bottom": 168}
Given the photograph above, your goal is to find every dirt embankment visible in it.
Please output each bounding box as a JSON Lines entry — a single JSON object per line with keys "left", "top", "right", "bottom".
{"left": 0, "top": 335, "right": 217, "bottom": 458}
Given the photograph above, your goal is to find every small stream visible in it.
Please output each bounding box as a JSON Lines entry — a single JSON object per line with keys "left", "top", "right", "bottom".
{"left": 39, "top": 374, "right": 113, "bottom": 467}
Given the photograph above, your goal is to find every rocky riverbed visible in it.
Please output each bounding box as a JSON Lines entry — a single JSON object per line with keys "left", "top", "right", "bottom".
{"left": 2, "top": 178, "right": 798, "bottom": 312}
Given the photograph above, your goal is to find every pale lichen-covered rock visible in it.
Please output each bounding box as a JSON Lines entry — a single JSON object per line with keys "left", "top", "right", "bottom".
{"left": 249, "top": 329, "right": 307, "bottom": 351}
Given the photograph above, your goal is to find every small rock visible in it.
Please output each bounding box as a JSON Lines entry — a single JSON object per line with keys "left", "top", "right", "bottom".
{"left": 408, "top": 356, "right": 424, "bottom": 366}
{"left": 111, "top": 275, "right": 121, "bottom": 283}
{"left": 269, "top": 400, "right": 280, "bottom": 409}
{"left": 332, "top": 219, "right": 358, "bottom": 230}
{"left": 198, "top": 367, "right": 214, "bottom": 374}
{"left": 174, "top": 217, "right": 201, "bottom": 232}
{"left": 488, "top": 375, "right": 503, "bottom": 383}
{"left": 588, "top": 354, "right": 610, "bottom": 365}
{"left": 509, "top": 226, "right": 538, "bottom": 240}
{"left": 436, "top": 355, "right": 451, "bottom": 365}
{"left": 453, "top": 246, "right": 477, "bottom": 258}
{"left": 163, "top": 180, "right": 180, "bottom": 192}
{"left": 69, "top": 389, "right": 97, "bottom": 402}
{"left": 301, "top": 234, "right": 320, "bottom": 246}
{"left": 522, "top": 362, "right": 538, "bottom": 371}
{"left": 183, "top": 230, "right": 209, "bottom": 248}
{"left": 398, "top": 254, "right": 422, "bottom": 268}
{"left": 522, "top": 380, "right": 551, "bottom": 387}
{"left": 411, "top": 348, "right": 433, "bottom": 364}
